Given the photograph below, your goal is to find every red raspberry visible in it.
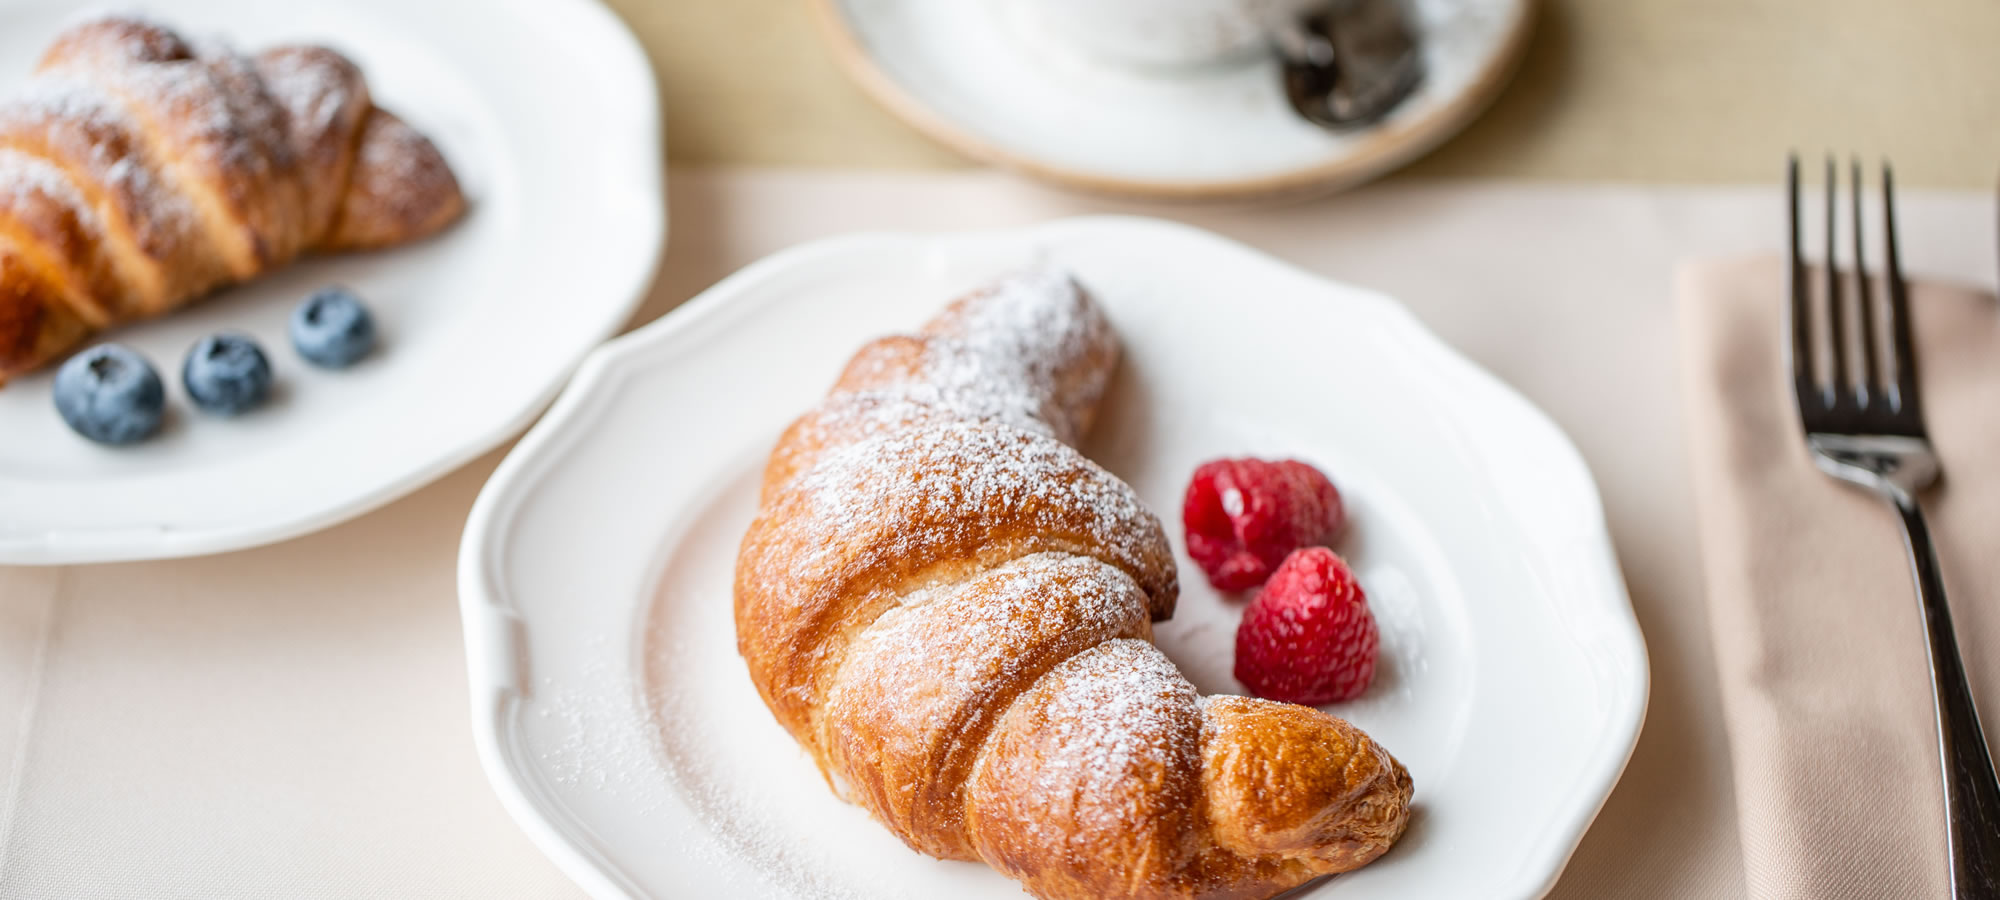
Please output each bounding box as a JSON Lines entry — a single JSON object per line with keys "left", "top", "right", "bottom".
{"left": 1182, "top": 457, "right": 1344, "bottom": 592}
{"left": 1234, "top": 547, "right": 1378, "bottom": 705}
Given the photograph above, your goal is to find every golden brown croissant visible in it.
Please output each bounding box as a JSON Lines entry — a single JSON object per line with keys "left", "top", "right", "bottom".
{"left": 0, "top": 14, "right": 465, "bottom": 383}
{"left": 735, "top": 271, "right": 1413, "bottom": 900}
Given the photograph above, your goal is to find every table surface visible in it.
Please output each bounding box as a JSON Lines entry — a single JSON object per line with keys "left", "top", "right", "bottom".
{"left": 617, "top": 0, "right": 2000, "bottom": 187}
{"left": 5, "top": 1, "right": 2000, "bottom": 897}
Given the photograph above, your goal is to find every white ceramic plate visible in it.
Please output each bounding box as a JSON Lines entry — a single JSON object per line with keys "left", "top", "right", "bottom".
{"left": 811, "top": 0, "right": 1534, "bottom": 200}
{"left": 459, "top": 217, "right": 1648, "bottom": 899}
{"left": 0, "top": 0, "right": 663, "bottom": 564}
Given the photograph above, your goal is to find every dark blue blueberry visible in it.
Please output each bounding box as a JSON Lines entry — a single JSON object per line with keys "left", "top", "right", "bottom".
{"left": 291, "top": 287, "right": 376, "bottom": 368}
{"left": 182, "top": 333, "right": 272, "bottom": 415}
{"left": 52, "top": 344, "right": 166, "bottom": 445}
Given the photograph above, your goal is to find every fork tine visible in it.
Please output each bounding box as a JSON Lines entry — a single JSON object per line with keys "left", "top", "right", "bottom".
{"left": 1823, "top": 156, "right": 1849, "bottom": 399}
{"left": 1851, "top": 157, "right": 1881, "bottom": 406}
{"left": 1882, "top": 162, "right": 1921, "bottom": 418}
{"left": 1788, "top": 154, "right": 1817, "bottom": 410}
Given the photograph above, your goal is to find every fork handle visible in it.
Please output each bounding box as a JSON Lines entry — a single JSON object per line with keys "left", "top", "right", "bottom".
{"left": 1893, "top": 492, "right": 2000, "bottom": 897}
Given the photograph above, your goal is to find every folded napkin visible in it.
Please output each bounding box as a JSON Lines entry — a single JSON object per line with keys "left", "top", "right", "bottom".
{"left": 1679, "top": 257, "right": 2000, "bottom": 899}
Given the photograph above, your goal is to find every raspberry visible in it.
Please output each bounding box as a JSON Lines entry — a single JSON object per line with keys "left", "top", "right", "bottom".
{"left": 1182, "top": 457, "right": 1344, "bottom": 592}
{"left": 1233, "top": 547, "right": 1378, "bottom": 705}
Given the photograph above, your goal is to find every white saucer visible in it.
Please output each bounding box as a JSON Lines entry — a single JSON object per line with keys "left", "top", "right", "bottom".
{"left": 458, "top": 217, "right": 1647, "bottom": 899}
{"left": 0, "top": 0, "right": 662, "bottom": 564}
{"left": 812, "top": 0, "right": 1535, "bottom": 200}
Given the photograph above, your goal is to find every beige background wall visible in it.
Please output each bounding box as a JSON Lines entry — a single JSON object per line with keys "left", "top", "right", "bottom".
{"left": 607, "top": 0, "right": 2000, "bottom": 187}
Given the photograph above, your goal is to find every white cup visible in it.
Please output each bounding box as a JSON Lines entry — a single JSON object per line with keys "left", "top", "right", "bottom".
{"left": 1015, "top": 0, "right": 1326, "bottom": 68}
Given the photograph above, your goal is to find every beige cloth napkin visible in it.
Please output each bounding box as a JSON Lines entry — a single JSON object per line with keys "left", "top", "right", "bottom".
{"left": 1680, "top": 257, "right": 2000, "bottom": 898}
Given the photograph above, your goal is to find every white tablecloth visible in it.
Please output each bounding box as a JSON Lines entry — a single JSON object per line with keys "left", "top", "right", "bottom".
{"left": 2, "top": 170, "right": 1994, "bottom": 898}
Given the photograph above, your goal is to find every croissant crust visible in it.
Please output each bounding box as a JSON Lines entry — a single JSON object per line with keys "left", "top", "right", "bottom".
{"left": 0, "top": 15, "right": 464, "bottom": 381}
{"left": 733, "top": 271, "right": 1412, "bottom": 900}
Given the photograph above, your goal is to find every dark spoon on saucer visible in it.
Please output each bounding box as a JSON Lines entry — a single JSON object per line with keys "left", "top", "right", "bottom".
{"left": 1276, "top": 0, "right": 1425, "bottom": 132}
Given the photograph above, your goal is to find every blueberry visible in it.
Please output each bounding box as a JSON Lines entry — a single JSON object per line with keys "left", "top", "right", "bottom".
{"left": 52, "top": 344, "right": 166, "bottom": 445}
{"left": 182, "top": 333, "right": 272, "bottom": 415}
{"left": 291, "top": 287, "right": 376, "bottom": 368}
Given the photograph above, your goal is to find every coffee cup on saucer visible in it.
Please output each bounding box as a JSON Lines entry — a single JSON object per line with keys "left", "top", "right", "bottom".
{"left": 811, "top": 0, "right": 1536, "bottom": 200}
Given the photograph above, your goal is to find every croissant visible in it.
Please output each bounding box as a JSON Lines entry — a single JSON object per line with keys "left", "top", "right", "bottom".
{"left": 734, "top": 271, "right": 1413, "bottom": 900}
{"left": 0, "top": 15, "right": 465, "bottom": 383}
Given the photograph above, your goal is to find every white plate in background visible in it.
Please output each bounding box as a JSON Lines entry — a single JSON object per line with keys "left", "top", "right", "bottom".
{"left": 458, "top": 217, "right": 1649, "bottom": 899}
{"left": 0, "top": 0, "right": 663, "bottom": 564}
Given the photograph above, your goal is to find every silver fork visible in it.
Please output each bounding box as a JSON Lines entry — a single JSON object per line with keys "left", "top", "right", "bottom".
{"left": 1788, "top": 155, "right": 2000, "bottom": 896}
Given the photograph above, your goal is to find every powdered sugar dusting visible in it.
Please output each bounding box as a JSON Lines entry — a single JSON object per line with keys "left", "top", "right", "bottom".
{"left": 0, "top": 148, "right": 97, "bottom": 229}
{"left": 751, "top": 265, "right": 1171, "bottom": 737}
{"left": 0, "top": 76, "right": 200, "bottom": 254}
{"left": 917, "top": 267, "right": 1113, "bottom": 444}
{"left": 0, "top": 14, "right": 464, "bottom": 337}
{"left": 814, "top": 381, "right": 1055, "bottom": 445}
{"left": 789, "top": 419, "right": 1159, "bottom": 579}
{"left": 102, "top": 152, "right": 197, "bottom": 241}
{"left": 925, "top": 554, "right": 1146, "bottom": 688}
{"left": 351, "top": 111, "right": 458, "bottom": 201}
{"left": 532, "top": 633, "right": 667, "bottom": 806}
{"left": 257, "top": 47, "right": 358, "bottom": 138}
{"left": 1017, "top": 639, "right": 1200, "bottom": 835}
{"left": 733, "top": 271, "right": 1215, "bottom": 885}
{"left": 119, "top": 58, "right": 235, "bottom": 141}
{"left": 4, "top": 76, "right": 131, "bottom": 134}
{"left": 197, "top": 44, "right": 299, "bottom": 171}
{"left": 648, "top": 627, "right": 874, "bottom": 900}
{"left": 97, "top": 41, "right": 301, "bottom": 226}
{"left": 826, "top": 552, "right": 1151, "bottom": 765}
{"left": 53, "top": 9, "right": 189, "bottom": 60}
{"left": 781, "top": 268, "right": 1130, "bottom": 551}
{"left": 812, "top": 267, "right": 1112, "bottom": 447}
